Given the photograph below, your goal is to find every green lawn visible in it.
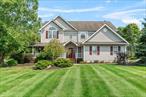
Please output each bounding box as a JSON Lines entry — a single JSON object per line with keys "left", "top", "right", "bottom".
{"left": 0, "top": 64, "right": 146, "bottom": 97}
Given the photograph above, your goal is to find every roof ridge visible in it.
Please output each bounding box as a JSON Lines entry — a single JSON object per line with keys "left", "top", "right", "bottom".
{"left": 68, "top": 21, "right": 110, "bottom": 22}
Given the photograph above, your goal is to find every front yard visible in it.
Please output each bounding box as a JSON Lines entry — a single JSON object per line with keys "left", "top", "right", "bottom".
{"left": 0, "top": 64, "right": 146, "bottom": 97}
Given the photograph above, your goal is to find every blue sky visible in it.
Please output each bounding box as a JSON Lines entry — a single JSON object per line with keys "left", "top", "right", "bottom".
{"left": 38, "top": 0, "right": 146, "bottom": 28}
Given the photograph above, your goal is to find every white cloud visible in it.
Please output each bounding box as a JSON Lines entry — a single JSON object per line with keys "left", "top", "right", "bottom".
{"left": 39, "top": 6, "right": 104, "bottom": 13}
{"left": 105, "top": 0, "right": 117, "bottom": 3}
{"left": 103, "top": 9, "right": 145, "bottom": 28}
{"left": 38, "top": 13, "right": 54, "bottom": 18}
{"left": 105, "top": 0, "right": 112, "bottom": 3}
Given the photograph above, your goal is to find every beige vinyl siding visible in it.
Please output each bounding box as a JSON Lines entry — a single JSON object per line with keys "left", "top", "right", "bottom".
{"left": 64, "top": 32, "right": 78, "bottom": 42}
{"left": 83, "top": 45, "right": 126, "bottom": 62}
{"left": 54, "top": 17, "right": 74, "bottom": 30}
{"left": 86, "top": 26, "right": 123, "bottom": 43}
{"left": 41, "top": 22, "right": 63, "bottom": 43}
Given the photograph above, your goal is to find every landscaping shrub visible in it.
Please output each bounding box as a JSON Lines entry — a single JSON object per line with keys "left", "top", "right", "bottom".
{"left": 94, "top": 60, "right": 99, "bottom": 63}
{"left": 3, "top": 58, "right": 18, "bottom": 67}
{"left": 11, "top": 52, "right": 23, "bottom": 63}
{"left": 54, "top": 58, "right": 73, "bottom": 68}
{"left": 35, "top": 60, "right": 52, "bottom": 70}
{"left": 11, "top": 52, "right": 34, "bottom": 63}
{"left": 117, "top": 52, "right": 128, "bottom": 65}
{"left": 35, "top": 52, "right": 52, "bottom": 62}
{"left": 137, "top": 57, "right": 146, "bottom": 65}
{"left": 80, "top": 61, "right": 88, "bottom": 64}
{"left": 77, "top": 58, "right": 83, "bottom": 63}
{"left": 23, "top": 53, "right": 34, "bottom": 63}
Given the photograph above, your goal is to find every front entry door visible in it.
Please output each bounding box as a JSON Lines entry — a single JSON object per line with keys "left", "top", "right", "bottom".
{"left": 67, "top": 48, "right": 75, "bottom": 59}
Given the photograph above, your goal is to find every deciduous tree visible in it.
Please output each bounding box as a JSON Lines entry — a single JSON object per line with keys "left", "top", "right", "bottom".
{"left": 44, "top": 39, "right": 65, "bottom": 60}
{"left": 117, "top": 23, "right": 141, "bottom": 58}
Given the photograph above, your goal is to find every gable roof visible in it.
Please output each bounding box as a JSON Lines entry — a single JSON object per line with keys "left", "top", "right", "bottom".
{"left": 68, "top": 21, "right": 116, "bottom": 31}
{"left": 83, "top": 24, "right": 129, "bottom": 44}
{"left": 40, "top": 16, "right": 77, "bottom": 31}
{"left": 41, "top": 16, "right": 117, "bottom": 32}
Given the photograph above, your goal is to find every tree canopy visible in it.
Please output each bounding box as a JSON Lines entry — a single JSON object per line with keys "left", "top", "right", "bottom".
{"left": 136, "top": 18, "right": 146, "bottom": 63}
{"left": 44, "top": 39, "right": 65, "bottom": 60}
{"left": 0, "top": 0, "right": 40, "bottom": 65}
{"left": 117, "top": 23, "right": 141, "bottom": 58}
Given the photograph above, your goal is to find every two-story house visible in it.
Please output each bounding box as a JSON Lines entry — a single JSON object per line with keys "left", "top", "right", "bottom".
{"left": 33, "top": 16, "right": 129, "bottom": 62}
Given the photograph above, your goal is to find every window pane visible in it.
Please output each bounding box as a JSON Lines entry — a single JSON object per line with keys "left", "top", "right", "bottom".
{"left": 93, "top": 46, "right": 96, "bottom": 53}
{"left": 49, "top": 31, "right": 52, "bottom": 38}
{"left": 49, "top": 27, "right": 56, "bottom": 30}
{"left": 81, "top": 33, "right": 85, "bottom": 39}
{"left": 53, "top": 31, "right": 57, "bottom": 38}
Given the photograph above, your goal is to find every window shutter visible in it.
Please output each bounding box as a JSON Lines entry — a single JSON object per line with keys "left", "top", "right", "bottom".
{"left": 110, "top": 46, "right": 113, "bottom": 55}
{"left": 118, "top": 46, "right": 121, "bottom": 52}
{"left": 46, "top": 31, "right": 48, "bottom": 39}
{"left": 89, "top": 46, "right": 92, "bottom": 55}
{"left": 57, "top": 31, "right": 59, "bottom": 39}
{"left": 97, "top": 46, "right": 100, "bottom": 55}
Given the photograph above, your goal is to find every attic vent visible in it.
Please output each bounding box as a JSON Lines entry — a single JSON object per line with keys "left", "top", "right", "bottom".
{"left": 103, "top": 28, "right": 107, "bottom": 32}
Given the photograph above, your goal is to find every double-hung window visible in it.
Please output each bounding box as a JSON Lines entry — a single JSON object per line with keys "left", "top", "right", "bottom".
{"left": 48, "top": 27, "right": 58, "bottom": 39}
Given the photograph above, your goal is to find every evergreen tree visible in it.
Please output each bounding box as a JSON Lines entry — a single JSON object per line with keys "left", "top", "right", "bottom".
{"left": 136, "top": 18, "right": 146, "bottom": 63}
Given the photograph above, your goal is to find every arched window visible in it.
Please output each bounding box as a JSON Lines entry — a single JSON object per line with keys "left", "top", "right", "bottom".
{"left": 81, "top": 33, "right": 85, "bottom": 39}
{"left": 48, "top": 27, "right": 59, "bottom": 39}
{"left": 49, "top": 27, "right": 56, "bottom": 30}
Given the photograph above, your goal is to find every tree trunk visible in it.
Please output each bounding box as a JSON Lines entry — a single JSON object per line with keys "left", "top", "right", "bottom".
{"left": 0, "top": 53, "right": 5, "bottom": 65}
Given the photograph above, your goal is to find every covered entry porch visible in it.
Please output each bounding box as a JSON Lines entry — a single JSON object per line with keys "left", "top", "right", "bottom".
{"left": 62, "top": 41, "right": 83, "bottom": 61}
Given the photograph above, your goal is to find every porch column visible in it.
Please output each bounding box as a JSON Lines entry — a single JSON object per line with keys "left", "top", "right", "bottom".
{"left": 75, "top": 47, "right": 78, "bottom": 63}
{"left": 83, "top": 45, "right": 85, "bottom": 61}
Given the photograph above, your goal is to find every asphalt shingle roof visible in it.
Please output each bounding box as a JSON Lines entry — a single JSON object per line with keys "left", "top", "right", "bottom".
{"left": 42, "top": 21, "right": 117, "bottom": 31}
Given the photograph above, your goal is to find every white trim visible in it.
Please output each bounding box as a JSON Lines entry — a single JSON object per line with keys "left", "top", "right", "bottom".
{"left": 63, "top": 41, "right": 78, "bottom": 46}
{"left": 54, "top": 16, "right": 78, "bottom": 31}
{"left": 40, "top": 16, "right": 78, "bottom": 31}
{"left": 39, "top": 21, "right": 52, "bottom": 30}
{"left": 82, "top": 24, "right": 106, "bottom": 44}
{"left": 82, "top": 24, "right": 129, "bottom": 44}
{"left": 39, "top": 20, "right": 63, "bottom": 30}
{"left": 106, "top": 24, "right": 129, "bottom": 44}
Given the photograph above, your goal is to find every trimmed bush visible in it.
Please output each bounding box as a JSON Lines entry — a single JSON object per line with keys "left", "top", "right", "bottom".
{"left": 4, "top": 58, "right": 18, "bottom": 67}
{"left": 11, "top": 53, "right": 33, "bottom": 63}
{"left": 23, "top": 53, "right": 33, "bottom": 63}
{"left": 54, "top": 58, "right": 73, "bottom": 68}
{"left": 77, "top": 58, "right": 83, "bottom": 63}
{"left": 35, "top": 52, "right": 52, "bottom": 62}
{"left": 35, "top": 60, "right": 52, "bottom": 70}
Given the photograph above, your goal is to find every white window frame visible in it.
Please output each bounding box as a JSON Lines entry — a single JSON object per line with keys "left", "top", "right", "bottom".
{"left": 80, "top": 32, "right": 87, "bottom": 40}
{"left": 48, "top": 26, "right": 57, "bottom": 38}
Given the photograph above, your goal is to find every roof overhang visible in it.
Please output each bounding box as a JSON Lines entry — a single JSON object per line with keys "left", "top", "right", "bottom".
{"left": 63, "top": 41, "right": 78, "bottom": 46}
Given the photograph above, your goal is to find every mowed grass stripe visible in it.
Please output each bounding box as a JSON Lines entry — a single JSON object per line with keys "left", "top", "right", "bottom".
{"left": 99, "top": 65, "right": 146, "bottom": 97}
{"left": 55, "top": 66, "right": 79, "bottom": 97}
{"left": 0, "top": 69, "right": 31, "bottom": 81}
{"left": 0, "top": 66, "right": 30, "bottom": 75}
{"left": 0, "top": 71, "right": 36, "bottom": 94}
{"left": 124, "top": 67, "right": 146, "bottom": 75}
{"left": 23, "top": 69, "right": 66, "bottom": 97}
{"left": 0, "top": 71, "right": 53, "bottom": 97}
{"left": 131, "top": 66, "right": 146, "bottom": 71}
{"left": 0, "top": 71, "right": 32, "bottom": 85}
{"left": 90, "top": 65, "right": 121, "bottom": 97}
{"left": 102, "top": 65, "right": 146, "bottom": 92}
{"left": 113, "top": 65, "right": 146, "bottom": 78}
{"left": 72, "top": 66, "right": 82, "bottom": 97}
{"left": 48, "top": 68, "right": 71, "bottom": 97}
{"left": 93, "top": 65, "right": 144, "bottom": 97}
{"left": 80, "top": 65, "right": 113, "bottom": 97}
